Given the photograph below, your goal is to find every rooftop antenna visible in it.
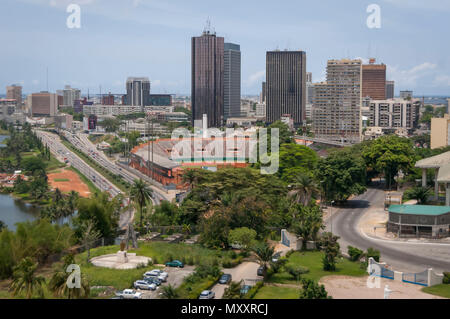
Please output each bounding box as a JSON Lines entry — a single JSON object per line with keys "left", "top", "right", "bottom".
{"left": 203, "top": 17, "right": 211, "bottom": 34}
{"left": 46, "top": 67, "right": 49, "bottom": 92}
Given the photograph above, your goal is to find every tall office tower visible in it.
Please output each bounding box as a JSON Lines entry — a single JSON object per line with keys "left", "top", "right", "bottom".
{"left": 260, "top": 82, "right": 266, "bottom": 104}
{"left": 223, "top": 43, "right": 241, "bottom": 120}
{"left": 6, "top": 84, "right": 22, "bottom": 106}
{"left": 62, "top": 85, "right": 81, "bottom": 107}
{"left": 191, "top": 28, "right": 224, "bottom": 127}
{"left": 312, "top": 59, "right": 362, "bottom": 144}
{"left": 362, "top": 59, "right": 386, "bottom": 100}
{"left": 126, "top": 77, "right": 151, "bottom": 110}
{"left": 400, "top": 90, "right": 413, "bottom": 99}
{"left": 266, "top": 50, "right": 307, "bottom": 125}
{"left": 386, "top": 81, "right": 395, "bottom": 99}
{"left": 28, "top": 92, "right": 58, "bottom": 117}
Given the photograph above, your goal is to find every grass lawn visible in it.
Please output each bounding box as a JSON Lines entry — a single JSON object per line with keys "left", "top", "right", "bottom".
{"left": 53, "top": 178, "right": 70, "bottom": 182}
{"left": 422, "top": 284, "right": 450, "bottom": 298}
{"left": 176, "top": 275, "right": 218, "bottom": 299}
{"left": 267, "top": 251, "right": 366, "bottom": 284}
{"left": 72, "top": 242, "right": 239, "bottom": 292}
{"left": 253, "top": 285, "right": 299, "bottom": 299}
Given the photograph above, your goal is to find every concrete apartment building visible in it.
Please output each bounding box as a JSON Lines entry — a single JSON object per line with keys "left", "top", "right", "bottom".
{"left": 266, "top": 50, "right": 307, "bottom": 126}
{"left": 431, "top": 114, "right": 450, "bottom": 149}
{"left": 60, "top": 85, "right": 81, "bottom": 107}
{"left": 362, "top": 59, "right": 386, "bottom": 100}
{"left": 223, "top": 42, "right": 241, "bottom": 120}
{"left": 366, "top": 98, "right": 420, "bottom": 132}
{"left": 6, "top": 85, "right": 22, "bottom": 106}
{"left": 312, "top": 59, "right": 362, "bottom": 144}
{"left": 28, "top": 92, "right": 58, "bottom": 117}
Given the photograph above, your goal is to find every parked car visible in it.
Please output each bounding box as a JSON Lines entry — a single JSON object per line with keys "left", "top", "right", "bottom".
{"left": 272, "top": 252, "right": 281, "bottom": 263}
{"left": 199, "top": 290, "right": 215, "bottom": 299}
{"left": 219, "top": 274, "right": 232, "bottom": 284}
{"left": 143, "top": 276, "right": 162, "bottom": 286}
{"left": 240, "top": 285, "right": 252, "bottom": 295}
{"left": 134, "top": 280, "right": 156, "bottom": 291}
{"left": 165, "top": 260, "right": 184, "bottom": 268}
{"left": 115, "top": 289, "right": 142, "bottom": 299}
{"left": 144, "top": 269, "right": 168, "bottom": 282}
{"left": 257, "top": 266, "right": 265, "bottom": 276}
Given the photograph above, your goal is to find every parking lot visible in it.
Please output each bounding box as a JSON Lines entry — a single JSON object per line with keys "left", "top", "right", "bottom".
{"left": 138, "top": 265, "right": 195, "bottom": 299}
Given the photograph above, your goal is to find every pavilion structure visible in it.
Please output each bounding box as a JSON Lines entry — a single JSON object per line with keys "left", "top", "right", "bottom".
{"left": 415, "top": 151, "right": 450, "bottom": 205}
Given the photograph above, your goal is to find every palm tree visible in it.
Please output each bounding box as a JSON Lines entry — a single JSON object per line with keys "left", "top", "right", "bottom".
{"left": 289, "top": 173, "right": 319, "bottom": 206}
{"left": 223, "top": 280, "right": 243, "bottom": 299}
{"left": 161, "top": 284, "right": 179, "bottom": 299}
{"left": 252, "top": 242, "right": 275, "bottom": 278}
{"left": 130, "top": 179, "right": 153, "bottom": 227}
{"left": 10, "top": 257, "right": 45, "bottom": 299}
{"left": 80, "top": 220, "right": 101, "bottom": 263}
{"left": 406, "top": 186, "right": 432, "bottom": 205}
{"left": 49, "top": 254, "right": 90, "bottom": 299}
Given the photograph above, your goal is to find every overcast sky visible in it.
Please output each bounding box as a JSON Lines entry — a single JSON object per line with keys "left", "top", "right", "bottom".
{"left": 1, "top": 0, "right": 449, "bottom": 96}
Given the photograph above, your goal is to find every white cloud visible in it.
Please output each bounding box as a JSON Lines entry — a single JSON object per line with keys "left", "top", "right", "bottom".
{"left": 387, "top": 62, "right": 437, "bottom": 87}
{"left": 245, "top": 70, "right": 265, "bottom": 87}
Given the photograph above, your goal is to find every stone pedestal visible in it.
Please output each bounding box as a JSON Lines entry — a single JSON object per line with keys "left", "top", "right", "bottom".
{"left": 116, "top": 250, "right": 128, "bottom": 264}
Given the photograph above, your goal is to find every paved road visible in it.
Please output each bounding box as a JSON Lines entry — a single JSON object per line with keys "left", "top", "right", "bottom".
{"left": 328, "top": 187, "right": 450, "bottom": 273}
{"left": 211, "top": 262, "right": 261, "bottom": 299}
{"left": 63, "top": 130, "right": 168, "bottom": 205}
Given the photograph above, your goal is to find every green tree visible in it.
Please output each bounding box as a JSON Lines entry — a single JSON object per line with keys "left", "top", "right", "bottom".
{"left": 291, "top": 204, "right": 324, "bottom": 250}
{"left": 278, "top": 144, "right": 318, "bottom": 182}
{"left": 252, "top": 242, "right": 275, "bottom": 278}
{"left": 228, "top": 227, "right": 257, "bottom": 251}
{"left": 0, "top": 220, "right": 5, "bottom": 232}
{"left": 223, "top": 280, "right": 244, "bottom": 299}
{"left": 80, "top": 220, "right": 102, "bottom": 263}
{"left": 48, "top": 254, "right": 90, "bottom": 299}
{"left": 403, "top": 186, "right": 432, "bottom": 204}
{"left": 289, "top": 173, "right": 319, "bottom": 206}
{"left": 316, "top": 148, "right": 367, "bottom": 202}
{"left": 299, "top": 278, "right": 331, "bottom": 299}
{"left": 320, "top": 232, "right": 340, "bottom": 271}
{"left": 267, "top": 121, "right": 293, "bottom": 144}
{"left": 130, "top": 179, "right": 153, "bottom": 228}
{"left": 161, "top": 284, "right": 179, "bottom": 299}
{"left": 10, "top": 257, "right": 45, "bottom": 299}
{"left": 362, "top": 135, "right": 414, "bottom": 189}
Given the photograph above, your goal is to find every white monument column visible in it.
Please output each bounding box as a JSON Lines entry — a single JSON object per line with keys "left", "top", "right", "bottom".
{"left": 446, "top": 183, "right": 450, "bottom": 206}
{"left": 422, "top": 169, "right": 427, "bottom": 188}
{"left": 435, "top": 168, "right": 439, "bottom": 201}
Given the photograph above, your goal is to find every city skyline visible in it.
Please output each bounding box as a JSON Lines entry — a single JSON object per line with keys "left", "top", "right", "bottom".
{"left": 0, "top": 0, "right": 449, "bottom": 96}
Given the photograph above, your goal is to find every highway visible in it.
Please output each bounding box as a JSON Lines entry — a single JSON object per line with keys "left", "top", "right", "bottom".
{"left": 327, "top": 187, "right": 450, "bottom": 273}
{"left": 61, "top": 130, "right": 167, "bottom": 205}
{"left": 36, "top": 130, "right": 121, "bottom": 197}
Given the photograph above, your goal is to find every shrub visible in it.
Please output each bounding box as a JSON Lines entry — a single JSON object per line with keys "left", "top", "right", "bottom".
{"left": 347, "top": 246, "right": 364, "bottom": 262}
{"left": 366, "top": 247, "right": 380, "bottom": 262}
{"left": 286, "top": 265, "right": 309, "bottom": 280}
{"left": 244, "top": 281, "right": 264, "bottom": 299}
{"left": 285, "top": 249, "right": 295, "bottom": 258}
{"left": 443, "top": 272, "right": 450, "bottom": 284}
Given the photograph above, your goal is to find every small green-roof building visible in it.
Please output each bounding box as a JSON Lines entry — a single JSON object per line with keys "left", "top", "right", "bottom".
{"left": 388, "top": 205, "right": 450, "bottom": 238}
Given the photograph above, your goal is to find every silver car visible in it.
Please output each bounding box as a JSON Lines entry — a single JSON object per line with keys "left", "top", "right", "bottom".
{"left": 134, "top": 280, "right": 156, "bottom": 291}
{"left": 199, "top": 290, "right": 215, "bottom": 299}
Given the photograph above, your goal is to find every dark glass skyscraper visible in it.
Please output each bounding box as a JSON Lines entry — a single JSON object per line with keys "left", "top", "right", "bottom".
{"left": 191, "top": 30, "right": 224, "bottom": 128}
{"left": 224, "top": 42, "right": 241, "bottom": 119}
{"left": 266, "top": 50, "right": 306, "bottom": 125}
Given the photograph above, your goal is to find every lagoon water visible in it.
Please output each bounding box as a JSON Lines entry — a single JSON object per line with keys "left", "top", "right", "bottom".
{"left": 0, "top": 193, "right": 40, "bottom": 231}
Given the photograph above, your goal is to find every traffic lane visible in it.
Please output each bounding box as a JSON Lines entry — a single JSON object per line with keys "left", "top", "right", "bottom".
{"left": 331, "top": 189, "right": 450, "bottom": 273}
